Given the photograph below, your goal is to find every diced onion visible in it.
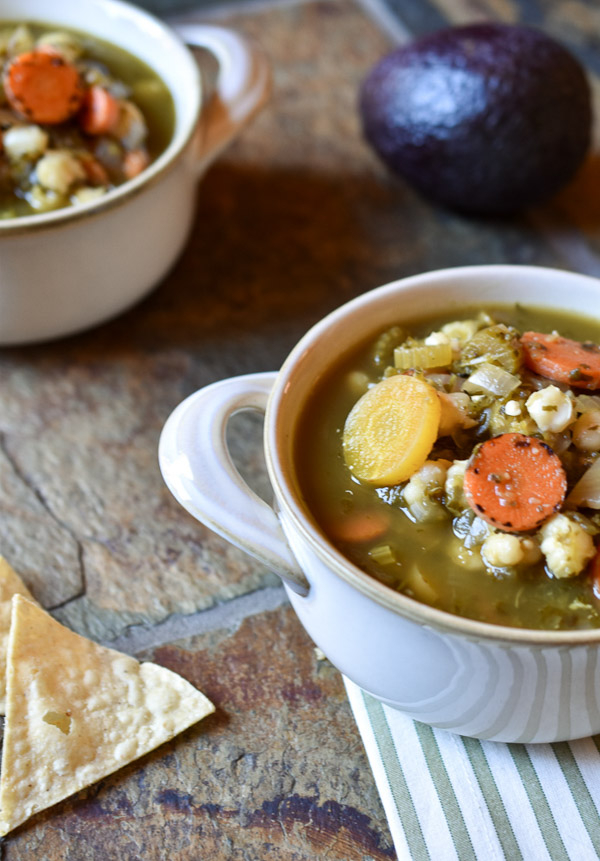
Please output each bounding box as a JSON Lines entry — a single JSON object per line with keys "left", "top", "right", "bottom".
{"left": 463, "top": 363, "right": 520, "bottom": 398}
{"left": 394, "top": 342, "right": 452, "bottom": 370}
{"left": 575, "top": 394, "right": 600, "bottom": 414}
{"left": 406, "top": 564, "right": 438, "bottom": 602}
{"left": 568, "top": 459, "right": 600, "bottom": 509}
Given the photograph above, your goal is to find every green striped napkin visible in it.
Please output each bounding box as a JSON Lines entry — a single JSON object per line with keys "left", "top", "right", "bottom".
{"left": 344, "top": 678, "right": 600, "bottom": 860}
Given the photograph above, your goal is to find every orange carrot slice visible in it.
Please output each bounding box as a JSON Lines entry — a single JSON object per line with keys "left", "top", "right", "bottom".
{"left": 79, "top": 86, "right": 120, "bottom": 136}
{"left": 122, "top": 147, "right": 150, "bottom": 179}
{"left": 327, "top": 510, "right": 390, "bottom": 544}
{"left": 4, "top": 51, "right": 83, "bottom": 125}
{"left": 463, "top": 433, "right": 567, "bottom": 532}
{"left": 79, "top": 153, "right": 109, "bottom": 186}
{"left": 521, "top": 331, "right": 600, "bottom": 390}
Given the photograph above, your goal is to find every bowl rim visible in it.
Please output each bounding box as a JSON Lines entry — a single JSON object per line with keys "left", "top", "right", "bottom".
{"left": 265, "top": 263, "right": 600, "bottom": 647}
{"left": 0, "top": 0, "right": 201, "bottom": 235}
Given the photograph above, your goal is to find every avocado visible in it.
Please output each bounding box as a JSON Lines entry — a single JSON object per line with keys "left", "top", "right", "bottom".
{"left": 359, "top": 24, "right": 592, "bottom": 214}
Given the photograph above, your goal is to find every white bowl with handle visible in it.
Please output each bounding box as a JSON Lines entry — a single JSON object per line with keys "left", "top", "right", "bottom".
{"left": 159, "top": 264, "right": 600, "bottom": 743}
{"left": 0, "top": 0, "right": 270, "bottom": 344}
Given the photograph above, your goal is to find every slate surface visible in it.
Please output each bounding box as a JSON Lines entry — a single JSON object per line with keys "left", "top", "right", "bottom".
{"left": 4, "top": 604, "right": 395, "bottom": 859}
{"left": 2, "top": 0, "right": 600, "bottom": 857}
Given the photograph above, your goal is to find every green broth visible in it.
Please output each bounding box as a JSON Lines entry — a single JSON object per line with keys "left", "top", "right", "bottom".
{"left": 295, "top": 304, "right": 600, "bottom": 631}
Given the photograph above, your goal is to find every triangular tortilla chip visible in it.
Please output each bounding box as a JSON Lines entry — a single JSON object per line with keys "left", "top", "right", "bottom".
{"left": 0, "top": 559, "right": 34, "bottom": 714}
{"left": 0, "top": 595, "right": 214, "bottom": 835}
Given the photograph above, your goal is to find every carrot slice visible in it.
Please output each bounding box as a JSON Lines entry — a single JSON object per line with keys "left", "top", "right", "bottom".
{"left": 79, "top": 154, "right": 109, "bottom": 186}
{"left": 326, "top": 510, "right": 390, "bottom": 544}
{"left": 521, "top": 331, "right": 600, "bottom": 390}
{"left": 4, "top": 51, "right": 83, "bottom": 125}
{"left": 343, "top": 375, "right": 440, "bottom": 486}
{"left": 79, "top": 86, "right": 120, "bottom": 136}
{"left": 463, "top": 433, "right": 567, "bottom": 533}
{"left": 122, "top": 147, "right": 150, "bottom": 180}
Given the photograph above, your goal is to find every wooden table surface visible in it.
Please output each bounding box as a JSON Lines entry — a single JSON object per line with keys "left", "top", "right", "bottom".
{"left": 4, "top": 0, "right": 600, "bottom": 858}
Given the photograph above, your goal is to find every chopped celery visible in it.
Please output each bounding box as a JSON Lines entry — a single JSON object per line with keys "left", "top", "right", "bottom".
{"left": 488, "top": 399, "right": 538, "bottom": 436}
{"left": 369, "top": 544, "right": 396, "bottom": 565}
{"left": 394, "top": 341, "right": 452, "bottom": 370}
{"left": 454, "top": 324, "right": 523, "bottom": 374}
{"left": 372, "top": 326, "right": 405, "bottom": 367}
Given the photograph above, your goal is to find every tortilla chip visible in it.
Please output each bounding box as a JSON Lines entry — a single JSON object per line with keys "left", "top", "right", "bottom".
{"left": 0, "top": 559, "right": 34, "bottom": 714}
{"left": 0, "top": 595, "right": 214, "bottom": 836}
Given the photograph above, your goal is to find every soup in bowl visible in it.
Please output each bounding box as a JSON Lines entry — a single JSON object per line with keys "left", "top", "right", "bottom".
{"left": 159, "top": 265, "right": 600, "bottom": 742}
{"left": 0, "top": 20, "right": 176, "bottom": 218}
{"left": 297, "top": 303, "right": 600, "bottom": 632}
{"left": 0, "top": 0, "right": 270, "bottom": 344}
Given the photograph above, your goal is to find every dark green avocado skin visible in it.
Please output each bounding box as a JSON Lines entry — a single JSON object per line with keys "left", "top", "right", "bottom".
{"left": 360, "top": 24, "right": 592, "bottom": 215}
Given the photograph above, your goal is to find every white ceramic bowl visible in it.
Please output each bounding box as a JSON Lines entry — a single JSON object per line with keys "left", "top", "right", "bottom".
{"left": 0, "top": 0, "right": 270, "bottom": 344}
{"left": 159, "top": 264, "right": 600, "bottom": 742}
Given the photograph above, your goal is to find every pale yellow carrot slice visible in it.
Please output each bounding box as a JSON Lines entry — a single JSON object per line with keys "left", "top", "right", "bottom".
{"left": 342, "top": 375, "right": 441, "bottom": 486}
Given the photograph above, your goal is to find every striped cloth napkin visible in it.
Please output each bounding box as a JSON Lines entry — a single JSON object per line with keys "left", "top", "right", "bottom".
{"left": 344, "top": 677, "right": 600, "bottom": 860}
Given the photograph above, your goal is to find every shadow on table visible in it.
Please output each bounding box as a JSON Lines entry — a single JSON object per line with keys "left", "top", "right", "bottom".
{"left": 15, "top": 162, "right": 408, "bottom": 364}
{"left": 7, "top": 154, "right": 589, "bottom": 366}
{"left": 552, "top": 152, "right": 600, "bottom": 230}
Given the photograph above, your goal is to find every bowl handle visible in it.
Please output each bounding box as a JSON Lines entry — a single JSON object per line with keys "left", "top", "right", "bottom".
{"left": 159, "top": 372, "right": 309, "bottom": 596}
{"left": 175, "top": 24, "right": 271, "bottom": 170}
